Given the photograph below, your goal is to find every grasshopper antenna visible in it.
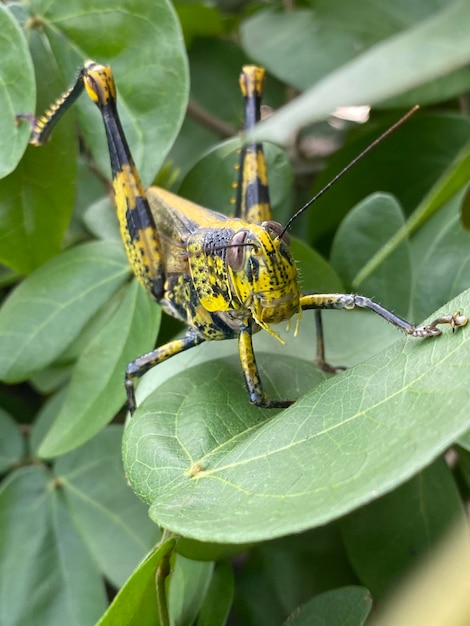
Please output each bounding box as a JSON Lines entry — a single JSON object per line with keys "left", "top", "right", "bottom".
{"left": 278, "top": 105, "right": 420, "bottom": 239}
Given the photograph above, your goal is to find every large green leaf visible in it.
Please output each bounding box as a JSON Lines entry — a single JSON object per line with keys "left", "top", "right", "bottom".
{"left": 26, "top": 0, "right": 188, "bottom": 186}
{"left": 196, "top": 561, "right": 234, "bottom": 626}
{"left": 97, "top": 538, "right": 176, "bottom": 626}
{"left": 0, "top": 467, "right": 106, "bottom": 626}
{"left": 54, "top": 427, "right": 159, "bottom": 588}
{"left": 341, "top": 459, "right": 465, "bottom": 598}
{"left": 330, "top": 193, "right": 411, "bottom": 316}
{"left": 97, "top": 539, "right": 213, "bottom": 626}
{"left": 0, "top": 5, "right": 35, "bottom": 178}
{"left": 1, "top": 0, "right": 188, "bottom": 273}
{"left": 168, "top": 556, "right": 214, "bottom": 626}
{"left": 0, "top": 241, "right": 129, "bottom": 383}
{"left": 248, "top": 0, "right": 470, "bottom": 145}
{"left": 0, "top": 16, "right": 77, "bottom": 274}
{"left": 234, "top": 525, "right": 356, "bottom": 624}
{"left": 411, "top": 193, "right": 470, "bottom": 321}
{"left": 242, "top": 0, "right": 470, "bottom": 107}
{"left": 123, "top": 289, "right": 470, "bottom": 543}
{"left": 38, "top": 280, "right": 160, "bottom": 457}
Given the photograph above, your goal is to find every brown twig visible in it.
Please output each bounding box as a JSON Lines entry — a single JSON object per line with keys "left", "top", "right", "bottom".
{"left": 187, "top": 98, "right": 237, "bottom": 139}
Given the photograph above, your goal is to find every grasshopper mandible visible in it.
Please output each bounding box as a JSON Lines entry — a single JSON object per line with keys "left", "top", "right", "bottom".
{"left": 22, "top": 61, "right": 468, "bottom": 414}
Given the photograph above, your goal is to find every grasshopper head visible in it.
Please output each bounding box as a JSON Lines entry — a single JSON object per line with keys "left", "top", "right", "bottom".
{"left": 227, "top": 221, "right": 301, "bottom": 335}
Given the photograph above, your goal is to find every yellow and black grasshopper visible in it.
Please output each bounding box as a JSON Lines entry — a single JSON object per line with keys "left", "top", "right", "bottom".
{"left": 23, "top": 61, "right": 467, "bottom": 414}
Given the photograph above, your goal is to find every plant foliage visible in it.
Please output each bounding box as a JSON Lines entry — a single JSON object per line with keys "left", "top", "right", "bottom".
{"left": 1, "top": 0, "right": 470, "bottom": 624}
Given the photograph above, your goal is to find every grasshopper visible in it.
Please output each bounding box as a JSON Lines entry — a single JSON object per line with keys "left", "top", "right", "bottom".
{"left": 22, "top": 61, "right": 467, "bottom": 414}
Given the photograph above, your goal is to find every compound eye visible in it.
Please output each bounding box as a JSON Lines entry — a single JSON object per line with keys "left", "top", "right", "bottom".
{"left": 261, "top": 220, "right": 290, "bottom": 245}
{"left": 226, "top": 230, "right": 248, "bottom": 271}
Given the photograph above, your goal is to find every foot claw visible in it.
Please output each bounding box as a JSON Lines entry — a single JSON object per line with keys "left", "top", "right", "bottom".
{"left": 413, "top": 311, "right": 468, "bottom": 338}
{"left": 318, "top": 361, "right": 346, "bottom": 374}
{"left": 450, "top": 311, "right": 468, "bottom": 330}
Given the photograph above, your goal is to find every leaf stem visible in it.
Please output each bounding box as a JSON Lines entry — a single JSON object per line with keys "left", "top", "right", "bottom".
{"left": 156, "top": 530, "right": 176, "bottom": 626}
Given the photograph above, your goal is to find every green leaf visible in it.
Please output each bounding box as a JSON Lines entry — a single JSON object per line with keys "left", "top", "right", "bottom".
{"left": 0, "top": 409, "right": 24, "bottom": 472}
{"left": 241, "top": 0, "right": 454, "bottom": 94}
{"left": 30, "top": 361, "right": 74, "bottom": 395}
{"left": 178, "top": 139, "right": 241, "bottom": 212}
{"left": 236, "top": 525, "right": 356, "bottom": 625}
{"left": 0, "top": 15, "right": 77, "bottom": 274}
{"left": 188, "top": 37, "right": 258, "bottom": 129}
{"left": 169, "top": 555, "right": 213, "bottom": 626}
{"left": 411, "top": 192, "right": 470, "bottom": 321}
{"left": 38, "top": 280, "right": 160, "bottom": 457}
{"left": 196, "top": 561, "right": 234, "bottom": 626}
{"left": 0, "top": 5, "right": 35, "bottom": 178}
{"left": 0, "top": 241, "right": 129, "bottom": 383}
{"left": 306, "top": 114, "right": 470, "bottom": 246}
{"left": 179, "top": 138, "right": 294, "bottom": 225}
{"left": 352, "top": 140, "right": 470, "bottom": 291}
{"left": 28, "top": 0, "right": 189, "bottom": 186}
{"left": 249, "top": 0, "right": 470, "bottom": 144}
{"left": 176, "top": 537, "right": 250, "bottom": 562}
{"left": 54, "top": 426, "right": 159, "bottom": 588}
{"left": 2, "top": 0, "right": 188, "bottom": 272}
{"left": 84, "top": 196, "right": 122, "bottom": 242}
{"left": 97, "top": 538, "right": 176, "bottom": 626}
{"left": 281, "top": 586, "right": 372, "bottom": 626}
{"left": 98, "top": 541, "right": 214, "bottom": 626}
{"left": 292, "top": 238, "right": 344, "bottom": 293}
{"left": 330, "top": 193, "right": 411, "bottom": 316}
{"left": 242, "top": 0, "right": 470, "bottom": 110}
{"left": 0, "top": 466, "right": 106, "bottom": 626}
{"left": 68, "top": 155, "right": 108, "bottom": 244}
{"left": 176, "top": 4, "right": 224, "bottom": 46}
{"left": 123, "top": 289, "right": 470, "bottom": 543}
{"left": 341, "top": 458, "right": 465, "bottom": 598}
{"left": 30, "top": 387, "right": 67, "bottom": 455}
